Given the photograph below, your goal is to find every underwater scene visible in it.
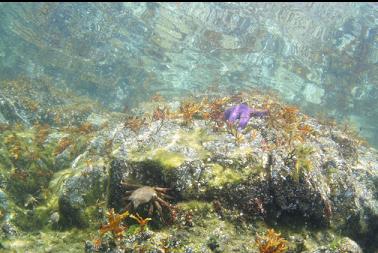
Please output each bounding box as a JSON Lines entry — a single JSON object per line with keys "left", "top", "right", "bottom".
{"left": 0, "top": 2, "right": 378, "bottom": 253}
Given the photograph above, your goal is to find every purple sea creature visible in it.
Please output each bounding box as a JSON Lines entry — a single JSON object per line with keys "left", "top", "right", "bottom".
{"left": 224, "top": 103, "right": 268, "bottom": 130}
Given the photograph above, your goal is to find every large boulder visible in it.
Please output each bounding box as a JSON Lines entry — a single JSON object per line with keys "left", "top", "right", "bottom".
{"left": 101, "top": 98, "right": 378, "bottom": 251}
{"left": 4, "top": 96, "right": 375, "bottom": 251}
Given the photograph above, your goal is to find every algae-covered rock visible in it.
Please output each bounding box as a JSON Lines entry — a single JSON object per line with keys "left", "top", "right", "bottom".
{"left": 102, "top": 96, "right": 378, "bottom": 251}
{"left": 337, "top": 237, "right": 363, "bottom": 253}
{"left": 107, "top": 117, "right": 268, "bottom": 209}
{"left": 0, "top": 77, "right": 104, "bottom": 127}
{"left": 0, "top": 94, "right": 377, "bottom": 252}
{"left": 57, "top": 161, "right": 107, "bottom": 228}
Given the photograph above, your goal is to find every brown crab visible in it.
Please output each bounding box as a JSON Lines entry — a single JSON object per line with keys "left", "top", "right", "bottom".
{"left": 121, "top": 181, "right": 176, "bottom": 224}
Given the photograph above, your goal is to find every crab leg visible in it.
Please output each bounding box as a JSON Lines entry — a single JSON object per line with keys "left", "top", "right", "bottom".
{"left": 122, "top": 192, "right": 134, "bottom": 203}
{"left": 123, "top": 190, "right": 135, "bottom": 195}
{"left": 153, "top": 200, "right": 166, "bottom": 223}
{"left": 157, "top": 197, "right": 176, "bottom": 224}
{"left": 148, "top": 203, "right": 154, "bottom": 216}
{"left": 125, "top": 201, "right": 132, "bottom": 211}
{"left": 158, "top": 192, "right": 175, "bottom": 200}
{"left": 154, "top": 187, "right": 171, "bottom": 193}
{"left": 118, "top": 201, "right": 133, "bottom": 214}
{"left": 120, "top": 180, "right": 143, "bottom": 189}
{"left": 156, "top": 197, "right": 172, "bottom": 209}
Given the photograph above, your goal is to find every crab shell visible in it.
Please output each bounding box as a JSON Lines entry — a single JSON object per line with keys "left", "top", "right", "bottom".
{"left": 123, "top": 185, "right": 176, "bottom": 224}
{"left": 128, "top": 186, "right": 158, "bottom": 208}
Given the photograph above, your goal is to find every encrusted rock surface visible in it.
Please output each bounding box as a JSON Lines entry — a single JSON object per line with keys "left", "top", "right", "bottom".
{"left": 22, "top": 94, "right": 372, "bottom": 251}
{"left": 0, "top": 93, "right": 377, "bottom": 251}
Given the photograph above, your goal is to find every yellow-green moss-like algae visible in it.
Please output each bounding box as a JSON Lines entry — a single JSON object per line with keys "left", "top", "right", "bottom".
{"left": 208, "top": 163, "right": 243, "bottom": 188}
{"left": 129, "top": 148, "right": 186, "bottom": 170}
{"left": 176, "top": 128, "right": 214, "bottom": 160}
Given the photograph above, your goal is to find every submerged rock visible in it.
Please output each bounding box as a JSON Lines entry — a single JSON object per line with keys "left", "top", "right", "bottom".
{"left": 57, "top": 162, "right": 107, "bottom": 228}
{"left": 0, "top": 95, "right": 376, "bottom": 252}
{"left": 99, "top": 97, "right": 377, "bottom": 251}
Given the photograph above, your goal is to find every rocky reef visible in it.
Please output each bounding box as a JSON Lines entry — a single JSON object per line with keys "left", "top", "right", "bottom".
{"left": 0, "top": 87, "right": 376, "bottom": 252}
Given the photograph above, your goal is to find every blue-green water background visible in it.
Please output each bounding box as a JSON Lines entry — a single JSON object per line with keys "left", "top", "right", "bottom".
{"left": 1, "top": 2, "right": 378, "bottom": 147}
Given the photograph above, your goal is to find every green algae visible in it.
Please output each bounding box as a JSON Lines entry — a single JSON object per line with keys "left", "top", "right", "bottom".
{"left": 208, "top": 163, "right": 243, "bottom": 188}
{"left": 151, "top": 149, "right": 186, "bottom": 170}
{"left": 0, "top": 123, "right": 103, "bottom": 232}
{"left": 230, "top": 146, "right": 255, "bottom": 159}
{"left": 12, "top": 205, "right": 52, "bottom": 231}
{"left": 176, "top": 200, "right": 213, "bottom": 215}
{"left": 176, "top": 127, "right": 214, "bottom": 159}
{"left": 0, "top": 229, "right": 92, "bottom": 253}
{"left": 128, "top": 127, "right": 214, "bottom": 170}
{"left": 0, "top": 126, "right": 82, "bottom": 205}
{"left": 129, "top": 148, "right": 186, "bottom": 170}
{"left": 49, "top": 169, "right": 75, "bottom": 196}
{"left": 162, "top": 200, "right": 259, "bottom": 253}
{"left": 288, "top": 145, "right": 315, "bottom": 182}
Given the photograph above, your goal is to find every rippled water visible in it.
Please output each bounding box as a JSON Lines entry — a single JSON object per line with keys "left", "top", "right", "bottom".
{"left": 0, "top": 3, "right": 377, "bottom": 253}
{"left": 0, "top": 3, "right": 377, "bottom": 146}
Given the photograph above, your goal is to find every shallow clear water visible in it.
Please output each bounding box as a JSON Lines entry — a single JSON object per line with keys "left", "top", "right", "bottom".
{"left": 1, "top": 3, "right": 377, "bottom": 145}
{"left": 0, "top": 2, "right": 377, "bottom": 253}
